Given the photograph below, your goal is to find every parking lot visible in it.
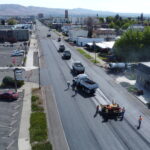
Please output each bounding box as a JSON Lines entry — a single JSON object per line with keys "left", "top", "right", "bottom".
{"left": 0, "top": 43, "right": 26, "bottom": 67}
{"left": 0, "top": 90, "right": 24, "bottom": 150}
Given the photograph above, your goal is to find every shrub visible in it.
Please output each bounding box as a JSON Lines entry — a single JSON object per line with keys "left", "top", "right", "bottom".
{"left": 32, "top": 96, "right": 39, "bottom": 102}
{"left": 2, "top": 76, "right": 24, "bottom": 88}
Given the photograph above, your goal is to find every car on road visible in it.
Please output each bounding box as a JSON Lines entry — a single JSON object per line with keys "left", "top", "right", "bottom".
{"left": 58, "top": 45, "right": 65, "bottom": 52}
{"left": 72, "top": 61, "right": 85, "bottom": 75}
{"left": 47, "top": 34, "right": 51, "bottom": 37}
{"left": 0, "top": 91, "right": 19, "bottom": 100}
{"left": 58, "top": 37, "right": 61, "bottom": 42}
{"left": 62, "top": 50, "right": 71, "bottom": 59}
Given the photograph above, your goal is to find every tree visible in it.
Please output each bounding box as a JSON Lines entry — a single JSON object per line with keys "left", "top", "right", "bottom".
{"left": 106, "top": 16, "right": 114, "bottom": 24}
{"left": 114, "top": 28, "right": 150, "bottom": 62}
{"left": 2, "top": 76, "right": 24, "bottom": 88}
{"left": 1, "top": 20, "right": 5, "bottom": 25}
{"left": 7, "top": 19, "right": 17, "bottom": 25}
{"left": 86, "top": 17, "right": 94, "bottom": 38}
{"left": 99, "top": 17, "right": 104, "bottom": 23}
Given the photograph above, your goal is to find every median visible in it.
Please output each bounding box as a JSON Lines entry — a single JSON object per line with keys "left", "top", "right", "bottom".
{"left": 30, "top": 88, "right": 52, "bottom": 150}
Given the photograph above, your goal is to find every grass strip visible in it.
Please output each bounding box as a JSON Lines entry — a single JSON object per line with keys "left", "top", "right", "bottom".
{"left": 32, "top": 142, "right": 52, "bottom": 150}
{"left": 77, "top": 48, "right": 101, "bottom": 64}
{"left": 30, "top": 112, "right": 48, "bottom": 143}
{"left": 31, "top": 95, "right": 44, "bottom": 112}
{"left": 127, "top": 85, "right": 138, "bottom": 93}
{"left": 77, "top": 48, "right": 92, "bottom": 59}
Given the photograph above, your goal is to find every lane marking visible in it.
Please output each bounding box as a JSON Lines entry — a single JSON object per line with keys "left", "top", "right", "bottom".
{"left": 8, "top": 129, "right": 16, "bottom": 137}
{"left": 12, "top": 111, "right": 19, "bottom": 117}
{"left": 5, "top": 140, "right": 15, "bottom": 150}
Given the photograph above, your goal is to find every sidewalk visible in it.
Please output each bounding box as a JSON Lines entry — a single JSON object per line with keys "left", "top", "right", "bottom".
{"left": 18, "top": 32, "right": 39, "bottom": 150}
{"left": 18, "top": 83, "right": 38, "bottom": 150}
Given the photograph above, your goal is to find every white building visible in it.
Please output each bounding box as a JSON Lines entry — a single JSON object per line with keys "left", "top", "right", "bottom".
{"left": 76, "top": 37, "right": 104, "bottom": 46}
{"left": 128, "top": 24, "right": 144, "bottom": 31}
{"left": 68, "top": 29, "right": 88, "bottom": 42}
{"left": 92, "top": 28, "right": 116, "bottom": 40}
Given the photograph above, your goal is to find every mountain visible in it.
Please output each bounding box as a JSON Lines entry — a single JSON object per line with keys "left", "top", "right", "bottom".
{"left": 0, "top": 4, "right": 149, "bottom": 17}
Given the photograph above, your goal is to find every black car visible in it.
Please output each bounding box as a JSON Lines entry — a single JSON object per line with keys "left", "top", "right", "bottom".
{"left": 58, "top": 45, "right": 65, "bottom": 52}
{"left": 58, "top": 37, "right": 61, "bottom": 42}
{"left": 62, "top": 51, "right": 71, "bottom": 59}
{"left": 47, "top": 34, "right": 51, "bottom": 37}
{"left": 72, "top": 61, "right": 85, "bottom": 74}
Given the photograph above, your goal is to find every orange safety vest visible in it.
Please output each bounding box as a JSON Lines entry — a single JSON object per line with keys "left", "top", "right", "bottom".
{"left": 139, "top": 117, "right": 143, "bottom": 121}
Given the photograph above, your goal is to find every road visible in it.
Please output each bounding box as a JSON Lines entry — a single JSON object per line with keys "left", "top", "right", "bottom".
{"left": 36, "top": 21, "right": 150, "bottom": 150}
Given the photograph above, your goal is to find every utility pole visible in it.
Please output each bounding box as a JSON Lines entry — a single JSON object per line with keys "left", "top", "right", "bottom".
{"left": 13, "top": 68, "right": 17, "bottom": 92}
{"left": 38, "top": 56, "right": 41, "bottom": 89}
{"left": 93, "top": 41, "right": 96, "bottom": 63}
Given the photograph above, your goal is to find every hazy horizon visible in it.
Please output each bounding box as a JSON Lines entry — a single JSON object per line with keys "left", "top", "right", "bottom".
{"left": 0, "top": 0, "right": 149, "bottom": 14}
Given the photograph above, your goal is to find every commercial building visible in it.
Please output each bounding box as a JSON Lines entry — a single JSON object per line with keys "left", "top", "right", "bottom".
{"left": 136, "top": 62, "right": 150, "bottom": 91}
{"left": 0, "top": 29, "right": 29, "bottom": 42}
{"left": 68, "top": 29, "right": 88, "bottom": 42}
{"left": 92, "top": 28, "right": 117, "bottom": 40}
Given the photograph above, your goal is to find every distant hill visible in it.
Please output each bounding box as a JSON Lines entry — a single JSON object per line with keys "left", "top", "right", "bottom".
{"left": 0, "top": 4, "right": 149, "bottom": 17}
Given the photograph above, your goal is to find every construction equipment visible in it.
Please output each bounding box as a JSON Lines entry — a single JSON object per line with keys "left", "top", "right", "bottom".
{"left": 72, "top": 74, "right": 98, "bottom": 94}
{"left": 100, "top": 103, "right": 122, "bottom": 121}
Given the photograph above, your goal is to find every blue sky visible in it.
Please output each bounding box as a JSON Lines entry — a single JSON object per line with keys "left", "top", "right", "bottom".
{"left": 0, "top": 0, "right": 149, "bottom": 13}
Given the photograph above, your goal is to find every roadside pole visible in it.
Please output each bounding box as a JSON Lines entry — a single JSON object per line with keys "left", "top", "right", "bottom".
{"left": 38, "top": 56, "right": 41, "bottom": 89}
{"left": 13, "top": 68, "right": 17, "bottom": 92}
{"left": 93, "top": 41, "right": 96, "bottom": 63}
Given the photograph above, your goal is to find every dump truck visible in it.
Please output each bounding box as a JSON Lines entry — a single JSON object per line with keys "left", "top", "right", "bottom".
{"left": 72, "top": 74, "right": 98, "bottom": 94}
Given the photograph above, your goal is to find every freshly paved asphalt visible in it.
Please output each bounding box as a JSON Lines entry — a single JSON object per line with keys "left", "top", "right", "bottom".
{"left": 37, "top": 21, "right": 150, "bottom": 150}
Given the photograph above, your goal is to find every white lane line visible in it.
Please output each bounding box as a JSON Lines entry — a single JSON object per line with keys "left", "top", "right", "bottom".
{"left": 5, "top": 140, "right": 15, "bottom": 150}
{"left": 14, "top": 105, "right": 20, "bottom": 110}
{"left": 96, "top": 89, "right": 111, "bottom": 104}
{"left": 10, "top": 120, "right": 17, "bottom": 126}
{"left": 12, "top": 111, "right": 19, "bottom": 117}
{"left": 8, "top": 129, "right": 16, "bottom": 137}
{"left": 0, "top": 124, "right": 12, "bottom": 129}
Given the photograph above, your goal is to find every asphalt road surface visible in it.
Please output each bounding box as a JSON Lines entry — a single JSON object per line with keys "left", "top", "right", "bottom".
{"left": 36, "top": 21, "right": 150, "bottom": 150}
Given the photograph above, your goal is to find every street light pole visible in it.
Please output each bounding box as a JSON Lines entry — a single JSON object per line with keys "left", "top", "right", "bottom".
{"left": 93, "top": 41, "right": 96, "bottom": 63}
{"left": 13, "top": 68, "right": 17, "bottom": 92}
{"left": 38, "top": 56, "right": 41, "bottom": 89}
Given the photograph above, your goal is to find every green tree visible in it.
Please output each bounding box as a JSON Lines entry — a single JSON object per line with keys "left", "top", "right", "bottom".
{"left": 7, "top": 19, "right": 17, "bottom": 25}
{"left": 114, "top": 29, "right": 148, "bottom": 62}
{"left": 99, "top": 17, "right": 104, "bottom": 23}
{"left": 1, "top": 19, "right": 5, "bottom": 25}
{"left": 122, "top": 22, "right": 131, "bottom": 30}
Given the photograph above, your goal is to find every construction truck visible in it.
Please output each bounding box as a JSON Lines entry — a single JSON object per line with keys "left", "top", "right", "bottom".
{"left": 100, "top": 103, "right": 122, "bottom": 121}
{"left": 72, "top": 74, "right": 98, "bottom": 94}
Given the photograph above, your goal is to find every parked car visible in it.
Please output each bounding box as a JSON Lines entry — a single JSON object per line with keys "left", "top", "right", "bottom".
{"left": 11, "top": 52, "right": 24, "bottom": 57}
{"left": 58, "top": 45, "right": 65, "bottom": 52}
{"left": 72, "top": 61, "right": 85, "bottom": 75}
{"left": 12, "top": 50, "right": 25, "bottom": 54}
{"left": 0, "top": 91, "right": 19, "bottom": 100}
{"left": 62, "top": 50, "right": 71, "bottom": 59}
